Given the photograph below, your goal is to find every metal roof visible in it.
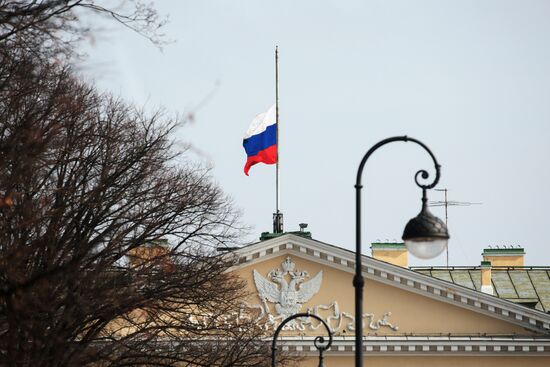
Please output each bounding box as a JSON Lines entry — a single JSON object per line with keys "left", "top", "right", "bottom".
{"left": 412, "top": 267, "right": 550, "bottom": 313}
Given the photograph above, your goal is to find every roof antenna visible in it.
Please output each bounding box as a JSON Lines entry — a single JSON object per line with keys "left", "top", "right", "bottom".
{"left": 429, "top": 188, "right": 482, "bottom": 267}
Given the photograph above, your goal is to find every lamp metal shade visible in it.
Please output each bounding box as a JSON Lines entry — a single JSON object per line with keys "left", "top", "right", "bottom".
{"left": 402, "top": 206, "right": 449, "bottom": 259}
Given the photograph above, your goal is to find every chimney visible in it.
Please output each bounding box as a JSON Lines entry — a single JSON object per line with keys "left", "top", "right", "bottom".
{"left": 371, "top": 242, "right": 408, "bottom": 267}
{"left": 482, "top": 246, "right": 525, "bottom": 267}
{"left": 128, "top": 239, "right": 173, "bottom": 271}
{"left": 480, "top": 260, "right": 493, "bottom": 295}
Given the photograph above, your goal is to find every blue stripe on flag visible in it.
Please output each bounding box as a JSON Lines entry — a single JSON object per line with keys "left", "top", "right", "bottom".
{"left": 243, "top": 124, "right": 277, "bottom": 157}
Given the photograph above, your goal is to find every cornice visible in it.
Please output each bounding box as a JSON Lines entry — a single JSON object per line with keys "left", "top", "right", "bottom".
{"left": 276, "top": 335, "right": 550, "bottom": 356}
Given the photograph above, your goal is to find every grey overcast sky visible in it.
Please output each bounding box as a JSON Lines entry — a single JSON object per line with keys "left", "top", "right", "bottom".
{"left": 83, "top": 0, "right": 550, "bottom": 266}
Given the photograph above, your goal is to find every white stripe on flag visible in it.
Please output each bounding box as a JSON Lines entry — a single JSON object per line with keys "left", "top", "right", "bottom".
{"left": 243, "top": 104, "right": 276, "bottom": 139}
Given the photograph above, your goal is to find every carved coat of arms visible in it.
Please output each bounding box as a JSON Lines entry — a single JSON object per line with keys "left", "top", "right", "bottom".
{"left": 253, "top": 256, "right": 322, "bottom": 323}
{"left": 245, "top": 255, "right": 398, "bottom": 332}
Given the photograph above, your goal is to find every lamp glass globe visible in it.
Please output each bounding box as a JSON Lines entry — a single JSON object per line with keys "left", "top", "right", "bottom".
{"left": 405, "top": 238, "right": 447, "bottom": 259}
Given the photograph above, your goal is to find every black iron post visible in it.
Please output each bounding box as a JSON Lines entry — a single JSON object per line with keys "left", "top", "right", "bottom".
{"left": 271, "top": 313, "right": 333, "bottom": 367}
{"left": 354, "top": 136, "right": 442, "bottom": 367}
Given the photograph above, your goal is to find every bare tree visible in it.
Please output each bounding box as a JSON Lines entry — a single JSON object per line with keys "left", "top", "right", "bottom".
{"left": 0, "top": 46, "right": 275, "bottom": 366}
{"left": 0, "top": 0, "right": 167, "bottom": 59}
{"left": 0, "top": 3, "right": 293, "bottom": 366}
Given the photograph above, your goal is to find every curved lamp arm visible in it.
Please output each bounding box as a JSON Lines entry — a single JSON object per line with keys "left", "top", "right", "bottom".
{"left": 353, "top": 136, "right": 442, "bottom": 367}
{"left": 355, "top": 136, "right": 441, "bottom": 190}
{"left": 271, "top": 313, "right": 333, "bottom": 367}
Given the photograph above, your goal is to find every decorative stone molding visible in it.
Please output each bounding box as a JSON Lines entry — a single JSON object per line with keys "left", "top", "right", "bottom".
{"left": 275, "top": 336, "right": 550, "bottom": 356}
{"left": 252, "top": 256, "right": 322, "bottom": 329}
{"left": 248, "top": 256, "right": 399, "bottom": 333}
{"left": 305, "top": 301, "right": 398, "bottom": 333}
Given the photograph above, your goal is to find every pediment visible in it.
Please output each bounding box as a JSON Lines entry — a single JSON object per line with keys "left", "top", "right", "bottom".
{"left": 230, "top": 234, "right": 550, "bottom": 336}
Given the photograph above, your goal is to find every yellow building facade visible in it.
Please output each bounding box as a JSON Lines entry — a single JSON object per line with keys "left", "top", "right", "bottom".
{"left": 230, "top": 234, "right": 550, "bottom": 366}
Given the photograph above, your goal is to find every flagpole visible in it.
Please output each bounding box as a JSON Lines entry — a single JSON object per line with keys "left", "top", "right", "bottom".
{"left": 276, "top": 46, "right": 279, "bottom": 215}
{"left": 274, "top": 46, "right": 283, "bottom": 233}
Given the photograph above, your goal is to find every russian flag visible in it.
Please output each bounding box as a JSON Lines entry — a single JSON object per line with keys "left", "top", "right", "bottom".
{"left": 242, "top": 104, "right": 277, "bottom": 176}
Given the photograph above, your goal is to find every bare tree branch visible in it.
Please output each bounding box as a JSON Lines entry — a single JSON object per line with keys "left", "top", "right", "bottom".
{"left": 0, "top": 1, "right": 168, "bottom": 59}
{"left": 0, "top": 47, "right": 277, "bottom": 367}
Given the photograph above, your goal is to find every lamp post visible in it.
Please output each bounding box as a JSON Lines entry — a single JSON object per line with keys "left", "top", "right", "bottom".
{"left": 354, "top": 136, "right": 449, "bottom": 367}
{"left": 271, "top": 313, "right": 333, "bottom": 367}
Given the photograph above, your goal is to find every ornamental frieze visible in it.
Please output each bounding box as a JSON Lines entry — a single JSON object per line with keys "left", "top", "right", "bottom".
{"left": 245, "top": 256, "right": 398, "bottom": 332}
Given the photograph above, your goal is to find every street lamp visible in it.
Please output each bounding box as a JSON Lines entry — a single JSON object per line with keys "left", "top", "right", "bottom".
{"left": 353, "top": 136, "right": 449, "bottom": 367}
{"left": 271, "top": 313, "right": 333, "bottom": 367}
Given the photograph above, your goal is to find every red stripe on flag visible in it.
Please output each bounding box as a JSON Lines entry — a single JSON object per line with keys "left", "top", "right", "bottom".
{"left": 244, "top": 145, "right": 277, "bottom": 176}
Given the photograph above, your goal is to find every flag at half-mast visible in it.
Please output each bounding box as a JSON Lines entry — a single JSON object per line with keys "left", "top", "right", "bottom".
{"left": 242, "top": 104, "right": 277, "bottom": 176}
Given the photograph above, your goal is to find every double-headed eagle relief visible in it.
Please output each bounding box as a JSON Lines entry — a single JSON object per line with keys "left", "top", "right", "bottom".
{"left": 247, "top": 256, "right": 398, "bottom": 332}
{"left": 253, "top": 256, "right": 322, "bottom": 322}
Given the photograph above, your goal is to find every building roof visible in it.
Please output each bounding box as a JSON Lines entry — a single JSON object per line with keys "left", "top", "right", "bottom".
{"left": 412, "top": 266, "right": 550, "bottom": 313}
